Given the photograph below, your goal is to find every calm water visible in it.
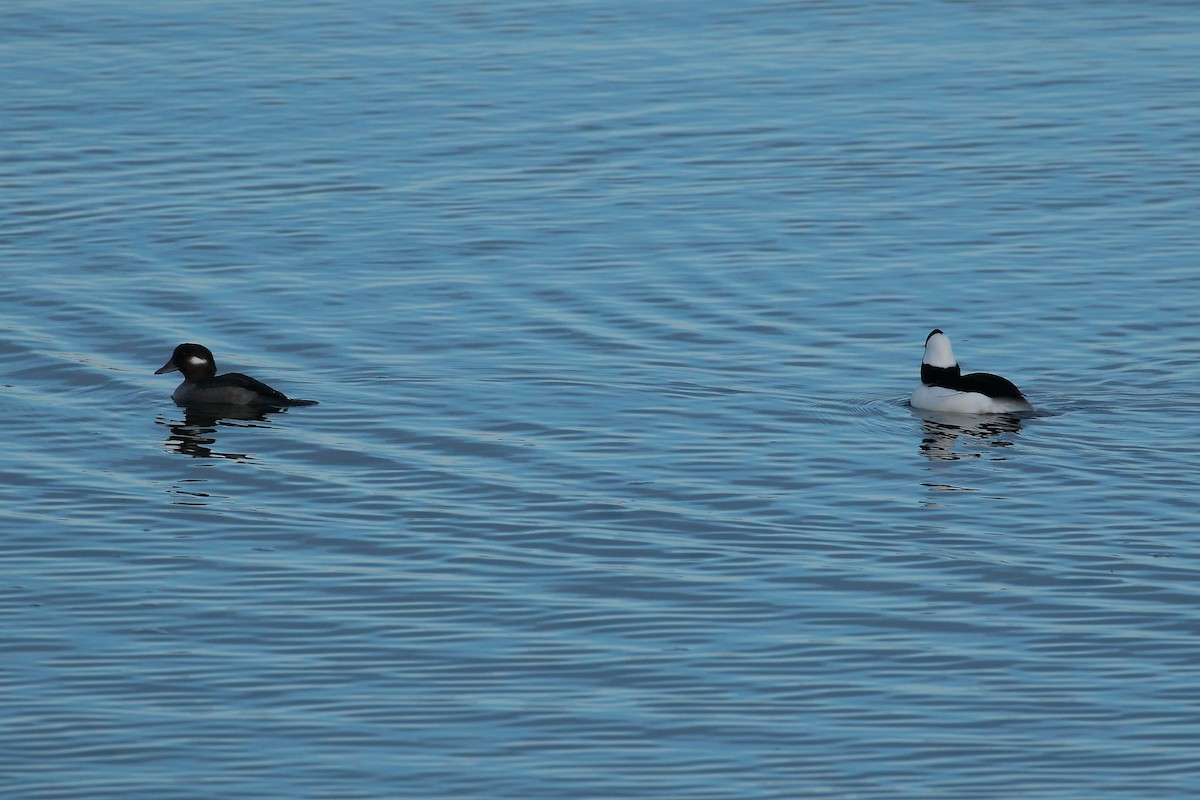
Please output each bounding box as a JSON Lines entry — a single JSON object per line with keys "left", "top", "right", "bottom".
{"left": 3, "top": 2, "right": 1200, "bottom": 798}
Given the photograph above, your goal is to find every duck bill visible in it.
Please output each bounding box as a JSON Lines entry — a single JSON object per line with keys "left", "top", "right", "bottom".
{"left": 154, "top": 359, "right": 178, "bottom": 375}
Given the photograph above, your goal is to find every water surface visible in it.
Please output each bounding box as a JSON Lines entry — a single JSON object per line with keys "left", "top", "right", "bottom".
{"left": 3, "top": 2, "right": 1200, "bottom": 798}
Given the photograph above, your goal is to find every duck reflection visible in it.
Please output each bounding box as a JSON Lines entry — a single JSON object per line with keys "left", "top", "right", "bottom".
{"left": 157, "top": 404, "right": 284, "bottom": 460}
{"left": 914, "top": 409, "right": 1024, "bottom": 462}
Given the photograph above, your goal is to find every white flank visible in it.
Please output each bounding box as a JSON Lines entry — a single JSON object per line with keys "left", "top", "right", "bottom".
{"left": 911, "top": 384, "right": 1031, "bottom": 414}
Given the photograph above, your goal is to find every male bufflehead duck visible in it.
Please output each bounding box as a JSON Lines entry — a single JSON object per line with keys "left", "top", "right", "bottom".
{"left": 910, "top": 329, "right": 1031, "bottom": 414}
{"left": 155, "top": 343, "right": 317, "bottom": 408}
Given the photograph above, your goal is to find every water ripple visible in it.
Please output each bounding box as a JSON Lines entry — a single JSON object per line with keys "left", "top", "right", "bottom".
{"left": 4, "top": 2, "right": 1200, "bottom": 799}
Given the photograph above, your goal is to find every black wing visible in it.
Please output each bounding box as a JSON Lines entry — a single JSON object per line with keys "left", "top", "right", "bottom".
{"left": 957, "top": 371, "right": 1026, "bottom": 401}
{"left": 213, "top": 372, "right": 293, "bottom": 403}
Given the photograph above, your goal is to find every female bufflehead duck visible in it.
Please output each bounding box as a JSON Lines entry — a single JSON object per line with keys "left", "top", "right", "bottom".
{"left": 910, "top": 329, "right": 1031, "bottom": 414}
{"left": 155, "top": 343, "right": 317, "bottom": 408}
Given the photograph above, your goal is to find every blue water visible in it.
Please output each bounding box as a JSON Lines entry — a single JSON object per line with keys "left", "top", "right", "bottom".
{"left": 4, "top": 2, "right": 1200, "bottom": 798}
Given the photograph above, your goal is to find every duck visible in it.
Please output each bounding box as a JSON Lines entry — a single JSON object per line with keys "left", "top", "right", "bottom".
{"left": 910, "top": 329, "right": 1031, "bottom": 414}
{"left": 155, "top": 343, "right": 317, "bottom": 408}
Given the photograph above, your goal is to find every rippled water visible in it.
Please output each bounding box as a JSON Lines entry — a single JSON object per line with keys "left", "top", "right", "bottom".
{"left": 4, "top": 2, "right": 1200, "bottom": 798}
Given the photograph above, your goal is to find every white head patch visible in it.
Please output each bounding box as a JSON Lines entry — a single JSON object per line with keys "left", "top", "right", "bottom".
{"left": 922, "top": 330, "right": 958, "bottom": 368}
{"left": 187, "top": 355, "right": 209, "bottom": 366}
